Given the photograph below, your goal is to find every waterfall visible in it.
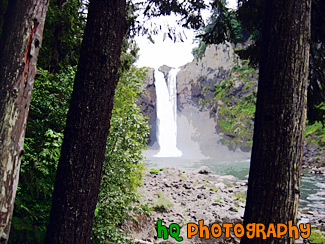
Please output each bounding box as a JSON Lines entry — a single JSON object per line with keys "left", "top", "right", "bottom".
{"left": 154, "top": 68, "right": 182, "bottom": 157}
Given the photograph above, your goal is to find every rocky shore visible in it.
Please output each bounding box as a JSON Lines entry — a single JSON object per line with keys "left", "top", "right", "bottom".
{"left": 302, "top": 141, "right": 325, "bottom": 176}
{"left": 124, "top": 167, "right": 325, "bottom": 244}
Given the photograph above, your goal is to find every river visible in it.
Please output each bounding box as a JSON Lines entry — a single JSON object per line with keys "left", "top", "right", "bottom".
{"left": 144, "top": 153, "right": 325, "bottom": 213}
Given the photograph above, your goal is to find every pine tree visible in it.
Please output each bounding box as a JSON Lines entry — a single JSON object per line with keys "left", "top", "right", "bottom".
{"left": 241, "top": 0, "right": 311, "bottom": 243}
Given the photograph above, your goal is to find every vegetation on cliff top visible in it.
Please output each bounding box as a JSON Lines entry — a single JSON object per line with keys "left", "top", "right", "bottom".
{"left": 198, "top": 54, "right": 324, "bottom": 154}
{"left": 198, "top": 59, "right": 258, "bottom": 152}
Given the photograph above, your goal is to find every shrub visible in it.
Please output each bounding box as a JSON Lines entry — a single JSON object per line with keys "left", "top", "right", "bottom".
{"left": 91, "top": 66, "right": 150, "bottom": 243}
{"left": 153, "top": 191, "right": 173, "bottom": 212}
{"left": 10, "top": 66, "right": 74, "bottom": 244}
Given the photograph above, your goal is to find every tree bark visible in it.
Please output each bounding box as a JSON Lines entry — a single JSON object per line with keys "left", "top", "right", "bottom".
{"left": 0, "top": 1, "right": 49, "bottom": 243}
{"left": 44, "top": 0, "right": 127, "bottom": 243}
{"left": 241, "top": 0, "right": 311, "bottom": 244}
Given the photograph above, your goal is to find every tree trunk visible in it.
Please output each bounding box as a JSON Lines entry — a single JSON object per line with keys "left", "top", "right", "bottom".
{"left": 0, "top": 0, "right": 49, "bottom": 243}
{"left": 241, "top": 0, "right": 311, "bottom": 244}
{"left": 44, "top": 0, "right": 127, "bottom": 243}
{"left": 0, "top": 0, "right": 8, "bottom": 38}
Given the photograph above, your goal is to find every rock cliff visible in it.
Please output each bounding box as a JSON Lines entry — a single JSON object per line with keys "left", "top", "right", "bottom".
{"left": 137, "top": 68, "right": 157, "bottom": 145}
{"left": 176, "top": 42, "right": 258, "bottom": 152}
{"left": 177, "top": 42, "right": 235, "bottom": 110}
{"left": 138, "top": 43, "right": 324, "bottom": 169}
{"left": 138, "top": 42, "right": 257, "bottom": 151}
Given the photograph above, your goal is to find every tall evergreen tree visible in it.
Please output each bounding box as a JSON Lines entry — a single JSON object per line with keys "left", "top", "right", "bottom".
{"left": 44, "top": 0, "right": 128, "bottom": 243}
{"left": 37, "top": 0, "right": 86, "bottom": 72}
{"left": 0, "top": 1, "right": 49, "bottom": 242}
{"left": 241, "top": 0, "right": 311, "bottom": 243}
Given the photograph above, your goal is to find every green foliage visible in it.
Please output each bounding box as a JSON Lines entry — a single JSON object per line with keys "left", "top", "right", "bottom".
{"left": 153, "top": 191, "right": 173, "bottom": 212}
{"left": 141, "top": 0, "right": 206, "bottom": 31}
{"left": 38, "top": 0, "right": 86, "bottom": 71}
{"left": 203, "top": 57, "right": 324, "bottom": 153}
{"left": 237, "top": 0, "right": 263, "bottom": 40}
{"left": 26, "top": 67, "right": 75, "bottom": 139}
{"left": 308, "top": 43, "right": 325, "bottom": 124}
{"left": 12, "top": 61, "right": 150, "bottom": 244}
{"left": 149, "top": 168, "right": 163, "bottom": 174}
{"left": 229, "top": 15, "right": 246, "bottom": 44}
{"left": 10, "top": 0, "right": 147, "bottom": 240}
{"left": 204, "top": 58, "right": 325, "bottom": 153}
{"left": 236, "top": 0, "right": 325, "bottom": 123}
{"left": 191, "top": 0, "right": 250, "bottom": 59}
{"left": 192, "top": 41, "right": 207, "bottom": 60}
{"left": 309, "top": 228, "right": 325, "bottom": 244}
{"left": 212, "top": 61, "right": 258, "bottom": 151}
{"left": 316, "top": 101, "right": 325, "bottom": 119}
{"left": 138, "top": 203, "right": 153, "bottom": 215}
{"left": 234, "top": 192, "right": 246, "bottom": 203}
{"left": 11, "top": 130, "right": 63, "bottom": 244}
{"left": 197, "top": 0, "right": 248, "bottom": 46}
{"left": 150, "top": 168, "right": 160, "bottom": 174}
{"left": 305, "top": 121, "right": 325, "bottom": 150}
{"left": 215, "top": 198, "right": 221, "bottom": 202}
{"left": 91, "top": 66, "right": 150, "bottom": 243}
{"left": 10, "top": 67, "right": 75, "bottom": 244}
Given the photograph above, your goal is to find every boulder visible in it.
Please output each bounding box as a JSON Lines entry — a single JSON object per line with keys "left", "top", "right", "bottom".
{"left": 196, "top": 166, "right": 212, "bottom": 174}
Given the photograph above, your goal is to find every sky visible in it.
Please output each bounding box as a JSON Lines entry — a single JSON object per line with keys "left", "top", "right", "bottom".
{"left": 134, "top": 0, "right": 238, "bottom": 69}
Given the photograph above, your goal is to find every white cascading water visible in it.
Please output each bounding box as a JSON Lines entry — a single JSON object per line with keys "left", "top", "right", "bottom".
{"left": 154, "top": 68, "right": 182, "bottom": 157}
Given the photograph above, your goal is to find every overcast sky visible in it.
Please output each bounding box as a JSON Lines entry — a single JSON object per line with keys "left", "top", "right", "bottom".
{"left": 135, "top": 0, "right": 237, "bottom": 69}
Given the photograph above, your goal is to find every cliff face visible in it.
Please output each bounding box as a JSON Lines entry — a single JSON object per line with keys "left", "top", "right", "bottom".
{"left": 137, "top": 68, "right": 157, "bottom": 145}
{"left": 177, "top": 43, "right": 236, "bottom": 111}
{"left": 137, "top": 65, "right": 177, "bottom": 146}
{"left": 138, "top": 44, "right": 324, "bottom": 173}
{"left": 176, "top": 43, "right": 260, "bottom": 153}
{"left": 138, "top": 42, "right": 255, "bottom": 150}
{"left": 139, "top": 42, "right": 259, "bottom": 152}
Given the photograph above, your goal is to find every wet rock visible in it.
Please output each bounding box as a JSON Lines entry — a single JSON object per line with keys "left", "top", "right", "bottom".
{"left": 219, "top": 175, "right": 237, "bottom": 182}
{"left": 158, "top": 65, "right": 172, "bottom": 79}
{"left": 196, "top": 166, "right": 212, "bottom": 174}
{"left": 316, "top": 191, "right": 325, "bottom": 197}
{"left": 137, "top": 68, "right": 157, "bottom": 146}
{"left": 163, "top": 182, "right": 171, "bottom": 187}
{"left": 214, "top": 182, "right": 227, "bottom": 190}
{"left": 183, "top": 183, "right": 192, "bottom": 190}
{"left": 228, "top": 207, "right": 238, "bottom": 212}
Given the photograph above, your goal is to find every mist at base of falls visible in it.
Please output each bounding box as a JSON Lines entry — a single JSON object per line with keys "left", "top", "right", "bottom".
{"left": 149, "top": 67, "right": 249, "bottom": 175}
{"left": 146, "top": 65, "right": 250, "bottom": 185}
{"left": 144, "top": 66, "right": 325, "bottom": 218}
{"left": 144, "top": 105, "right": 325, "bottom": 213}
{"left": 145, "top": 104, "right": 250, "bottom": 174}
{"left": 144, "top": 92, "right": 325, "bottom": 215}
